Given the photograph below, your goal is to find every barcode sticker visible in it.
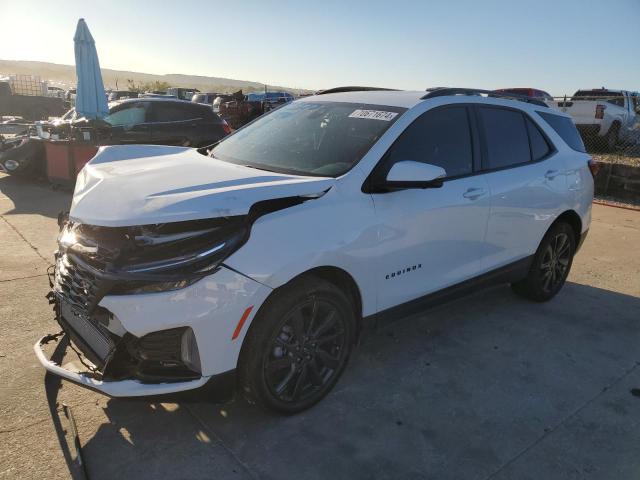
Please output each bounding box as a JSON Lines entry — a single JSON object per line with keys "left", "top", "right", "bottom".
{"left": 348, "top": 109, "right": 398, "bottom": 121}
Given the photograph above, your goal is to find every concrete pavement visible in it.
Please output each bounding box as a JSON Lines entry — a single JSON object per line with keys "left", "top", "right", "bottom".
{"left": 1, "top": 173, "right": 639, "bottom": 479}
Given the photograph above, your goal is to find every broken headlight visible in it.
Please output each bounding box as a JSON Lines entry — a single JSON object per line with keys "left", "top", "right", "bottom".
{"left": 58, "top": 216, "right": 250, "bottom": 295}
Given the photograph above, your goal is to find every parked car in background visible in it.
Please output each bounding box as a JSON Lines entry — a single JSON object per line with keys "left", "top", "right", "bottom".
{"left": 167, "top": 87, "right": 197, "bottom": 101}
{"left": 552, "top": 89, "right": 640, "bottom": 151}
{"left": 217, "top": 93, "right": 264, "bottom": 128}
{"left": 139, "top": 93, "right": 177, "bottom": 98}
{"left": 0, "top": 80, "right": 68, "bottom": 120}
{"left": 108, "top": 90, "right": 139, "bottom": 102}
{"left": 192, "top": 92, "right": 223, "bottom": 105}
{"left": 47, "top": 86, "right": 66, "bottom": 98}
{"left": 37, "top": 87, "right": 594, "bottom": 414}
{"left": 1, "top": 99, "right": 231, "bottom": 177}
{"left": 212, "top": 94, "right": 234, "bottom": 113}
{"left": 493, "top": 87, "right": 553, "bottom": 102}
{"left": 247, "top": 91, "right": 295, "bottom": 112}
{"left": 102, "top": 97, "right": 231, "bottom": 146}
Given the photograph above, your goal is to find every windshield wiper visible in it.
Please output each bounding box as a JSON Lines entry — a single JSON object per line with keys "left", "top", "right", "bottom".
{"left": 197, "top": 140, "right": 223, "bottom": 157}
{"left": 241, "top": 164, "right": 278, "bottom": 173}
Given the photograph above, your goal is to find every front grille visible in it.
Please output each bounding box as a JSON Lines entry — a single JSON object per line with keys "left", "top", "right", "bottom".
{"left": 59, "top": 299, "right": 115, "bottom": 363}
{"left": 54, "top": 254, "right": 101, "bottom": 315}
{"left": 54, "top": 253, "right": 115, "bottom": 366}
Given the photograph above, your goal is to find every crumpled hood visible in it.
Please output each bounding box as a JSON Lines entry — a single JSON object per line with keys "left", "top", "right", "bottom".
{"left": 70, "top": 145, "right": 334, "bottom": 227}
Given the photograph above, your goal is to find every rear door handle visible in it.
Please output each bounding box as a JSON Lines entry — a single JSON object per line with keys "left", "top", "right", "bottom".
{"left": 545, "top": 169, "right": 560, "bottom": 180}
{"left": 463, "top": 187, "right": 487, "bottom": 200}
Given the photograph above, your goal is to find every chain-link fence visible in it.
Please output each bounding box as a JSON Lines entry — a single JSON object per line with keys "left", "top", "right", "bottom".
{"left": 551, "top": 90, "right": 640, "bottom": 205}
{"left": 551, "top": 90, "right": 640, "bottom": 167}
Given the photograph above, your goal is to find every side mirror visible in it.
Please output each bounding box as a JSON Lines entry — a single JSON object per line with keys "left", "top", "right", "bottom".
{"left": 384, "top": 161, "right": 446, "bottom": 189}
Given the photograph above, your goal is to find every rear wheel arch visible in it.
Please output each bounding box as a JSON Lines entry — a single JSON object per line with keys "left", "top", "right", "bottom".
{"left": 554, "top": 210, "right": 582, "bottom": 243}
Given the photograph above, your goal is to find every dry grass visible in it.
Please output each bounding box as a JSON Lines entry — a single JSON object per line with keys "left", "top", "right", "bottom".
{"left": 591, "top": 152, "right": 640, "bottom": 167}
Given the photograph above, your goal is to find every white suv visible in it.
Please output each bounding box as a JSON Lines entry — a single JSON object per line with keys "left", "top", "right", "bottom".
{"left": 36, "top": 87, "right": 594, "bottom": 413}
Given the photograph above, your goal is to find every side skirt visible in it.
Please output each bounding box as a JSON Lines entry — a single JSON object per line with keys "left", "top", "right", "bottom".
{"left": 363, "top": 256, "right": 533, "bottom": 331}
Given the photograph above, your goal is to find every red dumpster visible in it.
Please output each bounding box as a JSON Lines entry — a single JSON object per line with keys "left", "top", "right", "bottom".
{"left": 44, "top": 139, "right": 98, "bottom": 187}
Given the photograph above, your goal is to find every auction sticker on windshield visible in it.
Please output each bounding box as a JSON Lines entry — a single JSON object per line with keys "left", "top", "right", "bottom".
{"left": 348, "top": 109, "right": 398, "bottom": 121}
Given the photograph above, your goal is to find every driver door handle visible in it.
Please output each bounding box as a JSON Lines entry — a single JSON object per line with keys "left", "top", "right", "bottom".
{"left": 463, "top": 187, "right": 487, "bottom": 200}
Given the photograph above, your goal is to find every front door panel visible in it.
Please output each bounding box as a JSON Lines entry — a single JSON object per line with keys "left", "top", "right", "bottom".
{"left": 371, "top": 175, "right": 491, "bottom": 312}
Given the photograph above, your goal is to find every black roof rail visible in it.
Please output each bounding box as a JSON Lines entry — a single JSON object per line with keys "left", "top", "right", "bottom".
{"left": 421, "top": 87, "right": 549, "bottom": 108}
{"left": 316, "top": 86, "right": 398, "bottom": 95}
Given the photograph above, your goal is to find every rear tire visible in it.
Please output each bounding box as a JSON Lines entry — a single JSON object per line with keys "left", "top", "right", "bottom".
{"left": 511, "top": 222, "right": 576, "bottom": 302}
{"left": 604, "top": 123, "right": 619, "bottom": 152}
{"left": 239, "top": 275, "right": 355, "bottom": 414}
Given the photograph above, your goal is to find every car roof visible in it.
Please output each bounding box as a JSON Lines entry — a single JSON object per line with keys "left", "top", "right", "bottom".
{"left": 113, "top": 97, "right": 194, "bottom": 105}
{"left": 301, "top": 90, "right": 427, "bottom": 108}
{"left": 297, "top": 89, "right": 563, "bottom": 115}
{"left": 576, "top": 88, "right": 627, "bottom": 94}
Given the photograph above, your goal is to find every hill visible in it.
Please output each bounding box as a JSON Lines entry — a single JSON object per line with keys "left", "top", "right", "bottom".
{"left": 0, "top": 59, "right": 312, "bottom": 94}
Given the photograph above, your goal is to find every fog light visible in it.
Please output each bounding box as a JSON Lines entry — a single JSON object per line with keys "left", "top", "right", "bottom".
{"left": 4, "top": 159, "right": 19, "bottom": 171}
{"left": 181, "top": 328, "right": 201, "bottom": 373}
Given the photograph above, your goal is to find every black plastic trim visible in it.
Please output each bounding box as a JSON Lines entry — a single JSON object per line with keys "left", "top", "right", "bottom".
{"left": 364, "top": 256, "right": 533, "bottom": 330}
{"left": 421, "top": 87, "right": 549, "bottom": 108}
{"left": 316, "top": 86, "right": 398, "bottom": 95}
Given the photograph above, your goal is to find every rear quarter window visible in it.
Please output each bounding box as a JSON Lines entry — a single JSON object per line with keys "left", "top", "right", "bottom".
{"left": 538, "top": 112, "right": 586, "bottom": 152}
{"left": 525, "top": 117, "right": 552, "bottom": 161}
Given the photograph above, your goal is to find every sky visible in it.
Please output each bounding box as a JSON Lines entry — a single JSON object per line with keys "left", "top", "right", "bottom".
{"left": 0, "top": 0, "right": 638, "bottom": 95}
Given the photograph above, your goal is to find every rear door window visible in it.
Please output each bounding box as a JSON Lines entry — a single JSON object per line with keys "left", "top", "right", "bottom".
{"left": 385, "top": 106, "right": 473, "bottom": 178}
{"left": 538, "top": 112, "right": 586, "bottom": 152}
{"left": 151, "top": 103, "right": 202, "bottom": 122}
{"left": 478, "top": 107, "right": 531, "bottom": 169}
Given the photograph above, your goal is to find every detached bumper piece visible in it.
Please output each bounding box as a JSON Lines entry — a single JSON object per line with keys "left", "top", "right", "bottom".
{"left": 34, "top": 333, "right": 209, "bottom": 397}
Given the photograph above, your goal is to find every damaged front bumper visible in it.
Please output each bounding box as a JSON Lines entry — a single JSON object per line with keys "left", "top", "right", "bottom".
{"left": 40, "top": 259, "right": 271, "bottom": 397}
{"left": 34, "top": 332, "right": 210, "bottom": 397}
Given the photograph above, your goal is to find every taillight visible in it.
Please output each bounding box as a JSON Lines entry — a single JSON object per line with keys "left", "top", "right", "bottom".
{"left": 588, "top": 159, "right": 600, "bottom": 178}
{"left": 221, "top": 120, "right": 232, "bottom": 135}
{"left": 595, "top": 104, "right": 606, "bottom": 119}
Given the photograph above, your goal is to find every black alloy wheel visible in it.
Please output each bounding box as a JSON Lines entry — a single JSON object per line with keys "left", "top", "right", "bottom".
{"left": 264, "top": 298, "right": 348, "bottom": 404}
{"left": 512, "top": 221, "right": 576, "bottom": 302}
{"left": 538, "top": 231, "right": 571, "bottom": 294}
{"left": 239, "top": 276, "right": 355, "bottom": 414}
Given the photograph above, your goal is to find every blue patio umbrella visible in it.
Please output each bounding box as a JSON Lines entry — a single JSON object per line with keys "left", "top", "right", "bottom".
{"left": 73, "top": 18, "right": 108, "bottom": 119}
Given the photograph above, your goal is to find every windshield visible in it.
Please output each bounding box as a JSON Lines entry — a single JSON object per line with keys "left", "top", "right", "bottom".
{"left": 211, "top": 101, "right": 406, "bottom": 177}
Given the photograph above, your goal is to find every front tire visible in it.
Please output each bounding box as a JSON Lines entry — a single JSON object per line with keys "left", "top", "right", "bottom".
{"left": 239, "top": 276, "right": 355, "bottom": 414}
{"left": 512, "top": 222, "right": 576, "bottom": 302}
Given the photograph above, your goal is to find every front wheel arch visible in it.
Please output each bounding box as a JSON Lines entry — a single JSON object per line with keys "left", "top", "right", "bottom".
{"left": 237, "top": 273, "right": 357, "bottom": 413}
{"left": 245, "top": 267, "right": 363, "bottom": 349}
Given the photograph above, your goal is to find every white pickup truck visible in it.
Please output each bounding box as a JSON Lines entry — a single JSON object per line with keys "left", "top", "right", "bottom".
{"left": 554, "top": 89, "right": 640, "bottom": 151}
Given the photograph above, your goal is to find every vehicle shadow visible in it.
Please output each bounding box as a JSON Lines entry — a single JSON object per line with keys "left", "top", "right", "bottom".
{"left": 56, "top": 281, "right": 640, "bottom": 479}
{"left": 44, "top": 336, "right": 89, "bottom": 480}
{"left": 0, "top": 174, "right": 71, "bottom": 218}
